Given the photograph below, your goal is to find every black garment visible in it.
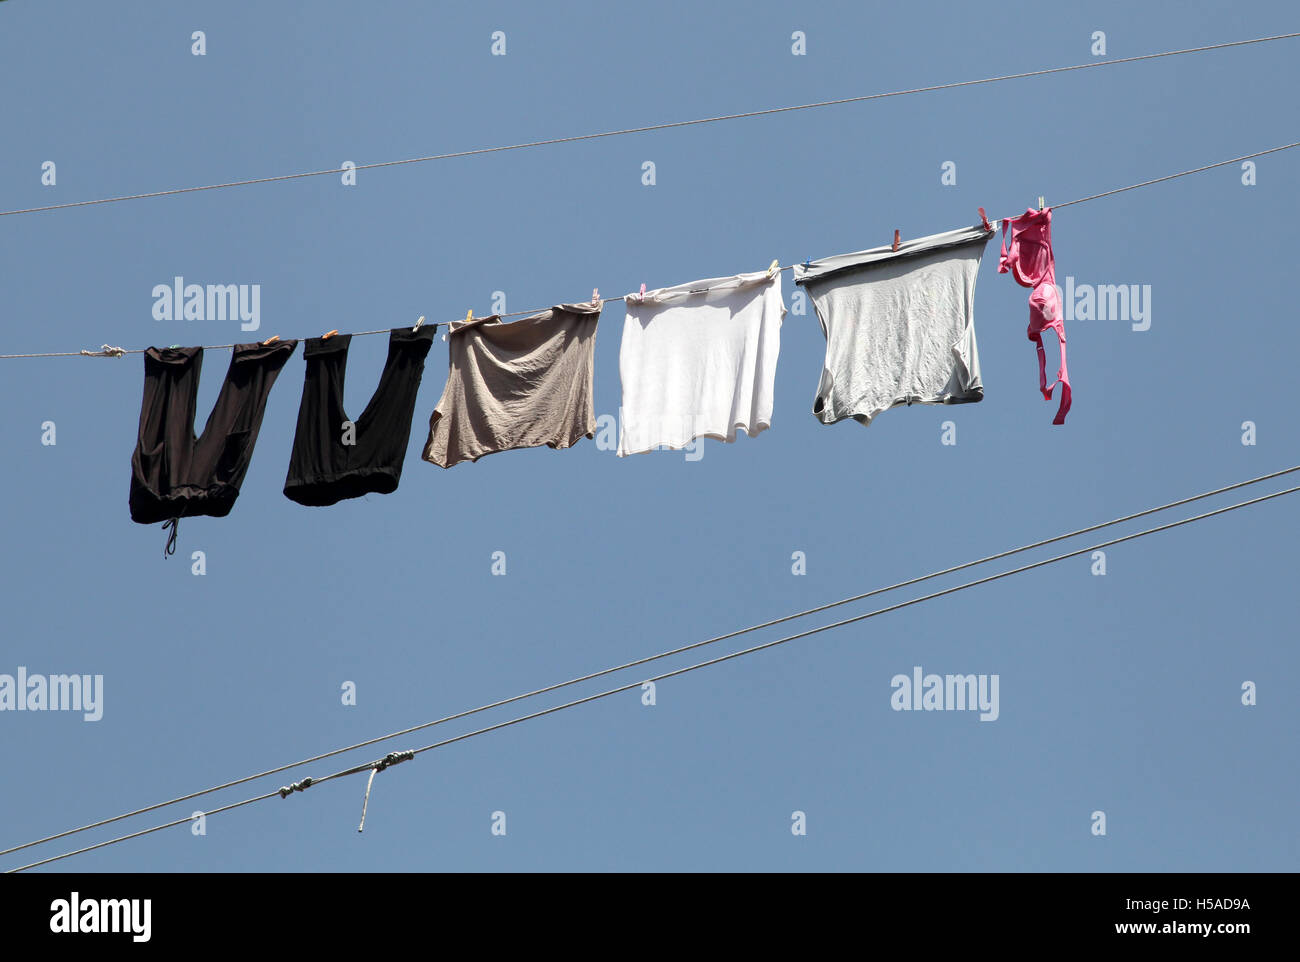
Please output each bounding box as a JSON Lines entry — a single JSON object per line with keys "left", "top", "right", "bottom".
{"left": 129, "top": 340, "right": 298, "bottom": 525}
{"left": 283, "top": 327, "right": 435, "bottom": 507}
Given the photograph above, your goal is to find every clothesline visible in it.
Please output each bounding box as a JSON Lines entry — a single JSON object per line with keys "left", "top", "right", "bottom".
{"left": 2, "top": 140, "right": 1296, "bottom": 362}
{"left": 8, "top": 471, "right": 1299, "bottom": 871}
{"left": 0, "top": 30, "right": 1296, "bottom": 219}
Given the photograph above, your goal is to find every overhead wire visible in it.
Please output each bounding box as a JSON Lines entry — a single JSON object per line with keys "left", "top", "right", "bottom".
{"left": 2, "top": 138, "right": 1298, "bottom": 361}
{"left": 4, "top": 465, "right": 1298, "bottom": 868}
{"left": 1, "top": 30, "right": 1296, "bottom": 219}
{"left": 2, "top": 30, "right": 1298, "bottom": 359}
{"left": 10, "top": 479, "right": 1298, "bottom": 871}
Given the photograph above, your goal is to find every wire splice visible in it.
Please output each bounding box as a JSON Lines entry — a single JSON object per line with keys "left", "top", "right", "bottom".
{"left": 357, "top": 751, "right": 415, "bottom": 833}
{"left": 277, "top": 777, "right": 314, "bottom": 799}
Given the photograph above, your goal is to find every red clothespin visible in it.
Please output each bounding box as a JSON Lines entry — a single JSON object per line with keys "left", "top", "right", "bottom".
{"left": 892, "top": 230, "right": 901, "bottom": 253}
{"left": 978, "top": 207, "right": 991, "bottom": 231}
{"left": 592, "top": 288, "right": 600, "bottom": 306}
{"left": 638, "top": 283, "right": 646, "bottom": 302}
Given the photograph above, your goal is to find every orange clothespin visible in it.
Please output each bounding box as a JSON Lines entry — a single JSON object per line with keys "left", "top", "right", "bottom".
{"left": 978, "top": 207, "right": 991, "bottom": 231}
{"left": 891, "top": 230, "right": 901, "bottom": 253}
{"left": 321, "top": 330, "right": 339, "bottom": 339}
{"left": 261, "top": 335, "right": 281, "bottom": 345}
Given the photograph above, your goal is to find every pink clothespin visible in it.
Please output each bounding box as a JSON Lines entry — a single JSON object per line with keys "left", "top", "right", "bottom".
{"left": 892, "top": 230, "right": 901, "bottom": 253}
{"left": 978, "top": 207, "right": 991, "bottom": 231}
{"left": 638, "top": 283, "right": 646, "bottom": 302}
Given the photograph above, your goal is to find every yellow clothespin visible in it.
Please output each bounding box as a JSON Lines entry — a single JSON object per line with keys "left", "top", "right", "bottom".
{"left": 1038, "top": 196, "right": 1045, "bottom": 211}
{"left": 766, "top": 259, "right": 779, "bottom": 279}
{"left": 465, "top": 309, "right": 473, "bottom": 323}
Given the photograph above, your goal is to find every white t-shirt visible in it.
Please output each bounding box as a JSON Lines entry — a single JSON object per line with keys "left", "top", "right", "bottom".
{"left": 794, "top": 224, "right": 992, "bottom": 426}
{"left": 618, "top": 270, "right": 785, "bottom": 457}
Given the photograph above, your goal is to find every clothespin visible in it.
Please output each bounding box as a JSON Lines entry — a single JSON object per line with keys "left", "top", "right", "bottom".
{"left": 168, "top": 344, "right": 180, "bottom": 349}
{"left": 261, "top": 335, "right": 280, "bottom": 345}
{"left": 1038, "top": 196, "right": 1045, "bottom": 211}
{"left": 766, "top": 259, "right": 779, "bottom": 279}
{"left": 321, "top": 329, "right": 338, "bottom": 340}
{"left": 638, "top": 283, "right": 646, "bottom": 302}
{"left": 446, "top": 309, "right": 472, "bottom": 341}
{"left": 978, "top": 207, "right": 991, "bottom": 231}
{"left": 892, "top": 230, "right": 901, "bottom": 253}
{"left": 412, "top": 315, "right": 425, "bottom": 333}
{"left": 804, "top": 256, "right": 811, "bottom": 269}
{"left": 592, "top": 288, "right": 600, "bottom": 306}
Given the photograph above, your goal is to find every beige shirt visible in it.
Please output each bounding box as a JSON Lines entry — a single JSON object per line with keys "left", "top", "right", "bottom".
{"left": 422, "top": 303, "right": 601, "bottom": 468}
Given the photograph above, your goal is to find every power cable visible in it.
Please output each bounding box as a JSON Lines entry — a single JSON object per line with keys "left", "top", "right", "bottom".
{"left": 1, "top": 30, "right": 1295, "bottom": 219}
{"left": 5, "top": 465, "right": 1297, "bottom": 867}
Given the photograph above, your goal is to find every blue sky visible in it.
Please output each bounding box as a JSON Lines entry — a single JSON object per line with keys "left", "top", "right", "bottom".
{"left": 1, "top": 0, "right": 1297, "bottom": 872}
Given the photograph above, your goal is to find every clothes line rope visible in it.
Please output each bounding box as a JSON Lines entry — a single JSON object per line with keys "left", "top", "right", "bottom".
{"left": 1, "top": 30, "right": 1296, "bottom": 220}
{"left": 1, "top": 139, "right": 1296, "bottom": 362}
{"left": 1050, "top": 141, "right": 1300, "bottom": 209}
{"left": 8, "top": 477, "right": 1297, "bottom": 872}
{"left": 4, "top": 463, "right": 1297, "bottom": 866}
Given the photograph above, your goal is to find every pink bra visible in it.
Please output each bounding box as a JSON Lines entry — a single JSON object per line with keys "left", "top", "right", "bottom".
{"left": 999, "top": 208, "right": 1071, "bottom": 425}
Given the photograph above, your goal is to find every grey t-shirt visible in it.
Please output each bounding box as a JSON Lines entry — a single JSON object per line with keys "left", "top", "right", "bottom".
{"left": 422, "top": 303, "right": 601, "bottom": 468}
{"left": 794, "top": 224, "right": 993, "bottom": 426}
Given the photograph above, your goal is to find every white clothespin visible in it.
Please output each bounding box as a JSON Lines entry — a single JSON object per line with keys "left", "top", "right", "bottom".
{"left": 412, "top": 315, "right": 425, "bottom": 333}
{"left": 592, "top": 288, "right": 600, "bottom": 306}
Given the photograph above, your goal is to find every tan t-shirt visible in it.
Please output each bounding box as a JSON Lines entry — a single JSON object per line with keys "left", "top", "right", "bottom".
{"left": 422, "top": 303, "right": 601, "bottom": 468}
